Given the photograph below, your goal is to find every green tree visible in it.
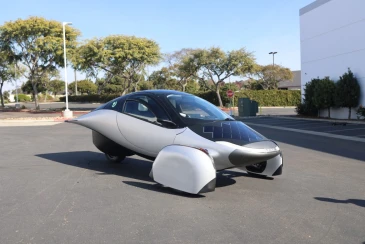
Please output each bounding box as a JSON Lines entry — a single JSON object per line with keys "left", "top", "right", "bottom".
{"left": 334, "top": 68, "right": 361, "bottom": 119}
{"left": 74, "top": 35, "right": 160, "bottom": 95}
{"left": 0, "top": 16, "right": 80, "bottom": 108}
{"left": 138, "top": 79, "right": 154, "bottom": 91}
{"left": 180, "top": 47, "right": 256, "bottom": 107}
{"left": 242, "top": 78, "right": 263, "bottom": 90}
{"left": 148, "top": 67, "right": 180, "bottom": 90}
{"left": 69, "top": 80, "right": 97, "bottom": 95}
{"left": 0, "top": 53, "right": 16, "bottom": 107}
{"left": 21, "top": 69, "right": 60, "bottom": 101}
{"left": 253, "top": 64, "right": 293, "bottom": 90}
{"left": 22, "top": 80, "right": 45, "bottom": 95}
{"left": 185, "top": 79, "right": 200, "bottom": 93}
{"left": 49, "top": 79, "right": 64, "bottom": 96}
{"left": 165, "top": 48, "right": 195, "bottom": 92}
{"left": 300, "top": 77, "right": 321, "bottom": 116}
{"left": 312, "top": 77, "right": 336, "bottom": 118}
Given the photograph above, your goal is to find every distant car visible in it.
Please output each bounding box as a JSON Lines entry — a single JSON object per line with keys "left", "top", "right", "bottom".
{"left": 67, "top": 90, "right": 283, "bottom": 194}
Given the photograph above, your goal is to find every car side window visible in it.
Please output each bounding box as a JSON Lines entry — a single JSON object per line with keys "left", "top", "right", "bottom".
{"left": 103, "top": 96, "right": 126, "bottom": 112}
{"left": 129, "top": 95, "right": 170, "bottom": 120}
{"left": 123, "top": 100, "right": 157, "bottom": 123}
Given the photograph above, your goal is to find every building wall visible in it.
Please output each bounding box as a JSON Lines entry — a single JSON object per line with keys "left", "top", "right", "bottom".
{"left": 300, "top": 0, "right": 365, "bottom": 119}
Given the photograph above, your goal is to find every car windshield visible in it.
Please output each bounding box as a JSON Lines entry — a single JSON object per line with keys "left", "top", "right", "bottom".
{"left": 166, "top": 94, "right": 233, "bottom": 121}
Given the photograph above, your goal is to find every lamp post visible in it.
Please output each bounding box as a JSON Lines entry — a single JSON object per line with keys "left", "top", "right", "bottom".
{"left": 62, "top": 21, "right": 73, "bottom": 118}
{"left": 269, "top": 52, "right": 277, "bottom": 87}
{"left": 269, "top": 51, "right": 277, "bottom": 66}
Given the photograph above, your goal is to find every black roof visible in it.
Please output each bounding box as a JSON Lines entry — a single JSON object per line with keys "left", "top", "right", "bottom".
{"left": 130, "top": 89, "right": 192, "bottom": 96}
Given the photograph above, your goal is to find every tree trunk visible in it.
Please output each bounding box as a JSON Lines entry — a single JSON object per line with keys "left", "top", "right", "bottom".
{"left": 0, "top": 82, "right": 4, "bottom": 108}
{"left": 182, "top": 83, "right": 187, "bottom": 92}
{"left": 348, "top": 107, "right": 351, "bottom": 120}
{"left": 32, "top": 82, "right": 39, "bottom": 109}
{"left": 216, "top": 87, "right": 223, "bottom": 107}
{"left": 328, "top": 107, "right": 331, "bottom": 118}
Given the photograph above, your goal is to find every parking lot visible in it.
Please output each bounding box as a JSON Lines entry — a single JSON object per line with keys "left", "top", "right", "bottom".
{"left": 0, "top": 121, "right": 364, "bottom": 244}
{"left": 240, "top": 117, "right": 365, "bottom": 141}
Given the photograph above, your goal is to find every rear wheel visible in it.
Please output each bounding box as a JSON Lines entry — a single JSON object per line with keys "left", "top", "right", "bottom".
{"left": 105, "top": 153, "right": 126, "bottom": 163}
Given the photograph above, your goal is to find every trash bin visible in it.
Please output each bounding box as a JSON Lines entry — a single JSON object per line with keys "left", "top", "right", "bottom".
{"left": 238, "top": 98, "right": 251, "bottom": 117}
{"left": 238, "top": 98, "right": 258, "bottom": 117}
{"left": 250, "top": 100, "right": 258, "bottom": 116}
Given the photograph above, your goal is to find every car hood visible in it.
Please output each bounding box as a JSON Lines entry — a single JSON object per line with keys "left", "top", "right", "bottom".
{"left": 187, "top": 120, "right": 268, "bottom": 146}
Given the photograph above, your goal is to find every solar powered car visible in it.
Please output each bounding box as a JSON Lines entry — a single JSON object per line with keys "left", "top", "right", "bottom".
{"left": 66, "top": 90, "right": 283, "bottom": 194}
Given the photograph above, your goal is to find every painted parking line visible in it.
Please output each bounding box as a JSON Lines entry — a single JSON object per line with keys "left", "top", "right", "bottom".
{"left": 279, "top": 122, "right": 335, "bottom": 128}
{"left": 243, "top": 122, "right": 365, "bottom": 143}
{"left": 319, "top": 126, "right": 365, "bottom": 133}
{"left": 299, "top": 123, "right": 359, "bottom": 130}
{"left": 325, "top": 127, "right": 365, "bottom": 133}
{"left": 243, "top": 119, "right": 322, "bottom": 126}
{"left": 271, "top": 122, "right": 327, "bottom": 127}
{"left": 243, "top": 118, "right": 365, "bottom": 131}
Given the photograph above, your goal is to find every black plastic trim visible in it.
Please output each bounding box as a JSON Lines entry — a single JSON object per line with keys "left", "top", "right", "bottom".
{"left": 198, "top": 178, "right": 216, "bottom": 194}
{"left": 272, "top": 163, "right": 283, "bottom": 176}
{"left": 246, "top": 161, "right": 267, "bottom": 173}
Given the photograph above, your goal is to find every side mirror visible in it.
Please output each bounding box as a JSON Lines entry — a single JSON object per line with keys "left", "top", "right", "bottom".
{"left": 157, "top": 118, "right": 177, "bottom": 128}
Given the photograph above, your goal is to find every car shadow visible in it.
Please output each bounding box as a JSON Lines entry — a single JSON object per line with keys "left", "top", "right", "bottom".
{"left": 35, "top": 151, "right": 264, "bottom": 197}
{"left": 314, "top": 197, "right": 365, "bottom": 208}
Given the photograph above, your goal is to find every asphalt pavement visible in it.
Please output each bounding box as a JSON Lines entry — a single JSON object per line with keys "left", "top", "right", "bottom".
{"left": 240, "top": 117, "right": 365, "bottom": 141}
{"left": 0, "top": 121, "right": 364, "bottom": 244}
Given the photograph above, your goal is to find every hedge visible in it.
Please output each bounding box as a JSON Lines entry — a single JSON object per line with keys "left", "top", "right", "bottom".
{"left": 59, "top": 94, "right": 119, "bottom": 103}
{"left": 59, "top": 90, "right": 301, "bottom": 107}
{"left": 234, "top": 90, "right": 301, "bottom": 107}
{"left": 193, "top": 90, "right": 301, "bottom": 107}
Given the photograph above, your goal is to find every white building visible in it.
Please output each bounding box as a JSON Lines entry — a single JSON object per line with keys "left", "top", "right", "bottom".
{"left": 300, "top": 0, "right": 365, "bottom": 119}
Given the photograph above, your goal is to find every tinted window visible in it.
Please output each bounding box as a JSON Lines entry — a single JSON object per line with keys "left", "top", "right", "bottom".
{"left": 129, "top": 95, "right": 170, "bottom": 120}
{"left": 103, "top": 96, "right": 126, "bottom": 112}
{"left": 166, "top": 94, "right": 232, "bottom": 121}
{"left": 123, "top": 100, "right": 157, "bottom": 123}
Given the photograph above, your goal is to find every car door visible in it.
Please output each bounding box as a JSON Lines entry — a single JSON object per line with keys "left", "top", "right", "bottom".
{"left": 116, "top": 94, "right": 186, "bottom": 157}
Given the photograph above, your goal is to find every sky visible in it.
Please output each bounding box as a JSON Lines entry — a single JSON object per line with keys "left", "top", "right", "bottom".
{"left": 1, "top": 0, "right": 314, "bottom": 91}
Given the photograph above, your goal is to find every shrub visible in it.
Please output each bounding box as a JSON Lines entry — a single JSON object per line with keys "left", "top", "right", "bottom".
{"left": 295, "top": 102, "right": 318, "bottom": 116}
{"left": 37, "top": 94, "right": 55, "bottom": 101}
{"left": 192, "top": 90, "right": 301, "bottom": 107}
{"left": 312, "top": 77, "right": 336, "bottom": 118}
{"left": 233, "top": 90, "right": 301, "bottom": 107}
{"left": 356, "top": 105, "right": 365, "bottom": 119}
{"left": 334, "top": 68, "right": 361, "bottom": 119}
{"left": 17, "top": 94, "right": 31, "bottom": 102}
{"left": 297, "top": 78, "right": 321, "bottom": 116}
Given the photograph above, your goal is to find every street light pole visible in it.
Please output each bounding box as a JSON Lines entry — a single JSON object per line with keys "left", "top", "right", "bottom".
{"left": 269, "top": 51, "right": 277, "bottom": 66}
{"left": 269, "top": 52, "right": 277, "bottom": 88}
{"left": 62, "top": 21, "right": 73, "bottom": 118}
